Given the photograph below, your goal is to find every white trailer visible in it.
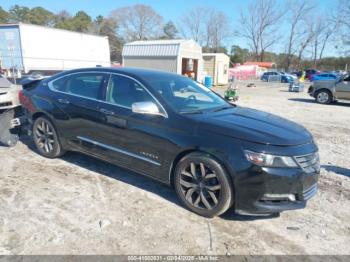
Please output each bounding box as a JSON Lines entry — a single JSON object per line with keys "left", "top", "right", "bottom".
{"left": 0, "top": 23, "right": 110, "bottom": 74}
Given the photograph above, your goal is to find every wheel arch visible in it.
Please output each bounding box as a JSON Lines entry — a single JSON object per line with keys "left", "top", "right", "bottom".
{"left": 32, "top": 111, "right": 49, "bottom": 121}
{"left": 315, "top": 88, "right": 334, "bottom": 100}
{"left": 169, "top": 149, "right": 234, "bottom": 188}
{"left": 31, "top": 111, "right": 67, "bottom": 149}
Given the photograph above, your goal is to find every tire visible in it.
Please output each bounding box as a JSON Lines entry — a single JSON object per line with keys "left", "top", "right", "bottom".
{"left": 174, "top": 152, "right": 234, "bottom": 218}
{"left": 315, "top": 90, "right": 332, "bottom": 104}
{"left": 32, "top": 116, "right": 65, "bottom": 158}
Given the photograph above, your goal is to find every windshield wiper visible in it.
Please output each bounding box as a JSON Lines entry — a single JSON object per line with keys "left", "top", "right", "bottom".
{"left": 213, "top": 106, "right": 234, "bottom": 112}
{"left": 180, "top": 109, "right": 204, "bottom": 114}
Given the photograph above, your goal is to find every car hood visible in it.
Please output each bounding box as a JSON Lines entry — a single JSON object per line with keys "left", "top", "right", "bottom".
{"left": 0, "top": 78, "right": 12, "bottom": 88}
{"left": 195, "top": 107, "right": 313, "bottom": 146}
{"left": 313, "top": 79, "right": 337, "bottom": 87}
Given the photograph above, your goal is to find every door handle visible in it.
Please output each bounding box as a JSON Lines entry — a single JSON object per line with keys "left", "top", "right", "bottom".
{"left": 100, "top": 108, "right": 114, "bottom": 115}
{"left": 57, "top": 98, "right": 70, "bottom": 104}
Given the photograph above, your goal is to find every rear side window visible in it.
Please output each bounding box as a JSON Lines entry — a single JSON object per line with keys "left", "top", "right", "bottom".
{"left": 50, "top": 73, "right": 108, "bottom": 100}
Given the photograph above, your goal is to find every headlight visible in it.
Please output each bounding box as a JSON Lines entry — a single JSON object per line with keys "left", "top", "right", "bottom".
{"left": 244, "top": 150, "right": 298, "bottom": 168}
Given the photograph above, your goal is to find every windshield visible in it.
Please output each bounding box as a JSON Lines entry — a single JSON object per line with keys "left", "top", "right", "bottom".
{"left": 147, "top": 75, "right": 229, "bottom": 113}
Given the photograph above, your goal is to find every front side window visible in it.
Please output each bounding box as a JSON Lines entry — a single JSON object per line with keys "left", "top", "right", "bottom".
{"left": 147, "top": 75, "right": 228, "bottom": 113}
{"left": 343, "top": 74, "right": 350, "bottom": 82}
{"left": 106, "top": 75, "right": 157, "bottom": 108}
{"left": 50, "top": 73, "right": 107, "bottom": 100}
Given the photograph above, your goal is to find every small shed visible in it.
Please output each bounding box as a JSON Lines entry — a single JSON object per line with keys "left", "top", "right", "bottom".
{"left": 203, "top": 53, "right": 230, "bottom": 85}
{"left": 122, "top": 39, "right": 203, "bottom": 81}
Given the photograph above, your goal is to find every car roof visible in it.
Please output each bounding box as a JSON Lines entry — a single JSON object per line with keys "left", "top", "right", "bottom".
{"left": 58, "top": 67, "right": 183, "bottom": 81}
{"left": 317, "top": 73, "right": 335, "bottom": 76}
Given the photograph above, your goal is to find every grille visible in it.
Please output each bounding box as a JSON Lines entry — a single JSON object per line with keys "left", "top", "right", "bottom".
{"left": 294, "top": 152, "right": 320, "bottom": 174}
{"left": 0, "top": 102, "right": 12, "bottom": 107}
{"left": 303, "top": 184, "right": 317, "bottom": 200}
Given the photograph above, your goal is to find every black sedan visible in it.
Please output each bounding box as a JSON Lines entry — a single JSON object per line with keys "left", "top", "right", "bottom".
{"left": 19, "top": 68, "right": 320, "bottom": 217}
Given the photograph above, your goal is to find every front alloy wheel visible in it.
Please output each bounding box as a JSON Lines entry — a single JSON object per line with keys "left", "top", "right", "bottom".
{"left": 33, "top": 117, "right": 65, "bottom": 158}
{"left": 174, "top": 153, "right": 233, "bottom": 217}
{"left": 316, "top": 90, "right": 332, "bottom": 104}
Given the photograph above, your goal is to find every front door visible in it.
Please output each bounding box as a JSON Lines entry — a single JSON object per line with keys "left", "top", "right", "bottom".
{"left": 335, "top": 75, "right": 350, "bottom": 99}
{"left": 84, "top": 73, "right": 170, "bottom": 180}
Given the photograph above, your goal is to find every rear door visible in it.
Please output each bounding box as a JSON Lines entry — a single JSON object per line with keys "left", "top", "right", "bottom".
{"left": 335, "top": 75, "right": 350, "bottom": 99}
{"left": 48, "top": 72, "right": 109, "bottom": 146}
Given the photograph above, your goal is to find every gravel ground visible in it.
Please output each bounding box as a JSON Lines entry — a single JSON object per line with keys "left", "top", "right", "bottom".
{"left": 0, "top": 80, "right": 349, "bottom": 255}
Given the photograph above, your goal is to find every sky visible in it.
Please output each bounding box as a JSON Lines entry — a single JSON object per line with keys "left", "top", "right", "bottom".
{"left": 0, "top": 0, "right": 341, "bottom": 57}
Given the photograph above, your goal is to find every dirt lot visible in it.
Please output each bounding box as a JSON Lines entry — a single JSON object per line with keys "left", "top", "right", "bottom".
{"left": 0, "top": 80, "right": 349, "bottom": 255}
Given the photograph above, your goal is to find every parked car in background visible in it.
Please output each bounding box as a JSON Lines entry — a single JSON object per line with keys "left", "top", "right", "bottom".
{"left": 310, "top": 73, "right": 338, "bottom": 81}
{"left": 305, "top": 69, "right": 321, "bottom": 81}
{"left": 0, "top": 76, "right": 22, "bottom": 111}
{"left": 0, "top": 76, "right": 24, "bottom": 147}
{"left": 261, "top": 71, "right": 279, "bottom": 82}
{"left": 308, "top": 73, "right": 350, "bottom": 104}
{"left": 261, "top": 71, "right": 295, "bottom": 83}
{"left": 19, "top": 67, "right": 319, "bottom": 217}
{"left": 291, "top": 71, "right": 302, "bottom": 78}
{"left": 280, "top": 72, "right": 297, "bottom": 83}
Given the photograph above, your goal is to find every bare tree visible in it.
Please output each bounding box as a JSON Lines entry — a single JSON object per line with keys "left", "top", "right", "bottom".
{"left": 204, "top": 10, "right": 230, "bottom": 51}
{"left": 110, "top": 4, "right": 163, "bottom": 41}
{"left": 284, "top": 0, "right": 314, "bottom": 69}
{"left": 335, "top": 0, "right": 350, "bottom": 55}
{"left": 180, "top": 7, "right": 230, "bottom": 51}
{"left": 178, "top": 7, "right": 208, "bottom": 44}
{"left": 239, "top": 0, "right": 284, "bottom": 61}
{"left": 308, "top": 15, "right": 336, "bottom": 67}
{"left": 296, "top": 26, "right": 314, "bottom": 67}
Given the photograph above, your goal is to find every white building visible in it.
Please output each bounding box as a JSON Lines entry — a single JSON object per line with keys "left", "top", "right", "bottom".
{"left": 203, "top": 53, "right": 230, "bottom": 85}
{"left": 122, "top": 39, "right": 203, "bottom": 81}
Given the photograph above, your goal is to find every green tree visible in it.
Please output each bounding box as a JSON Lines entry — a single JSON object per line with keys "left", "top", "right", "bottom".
{"left": 230, "top": 45, "right": 250, "bottom": 64}
{"left": 0, "top": 6, "right": 9, "bottom": 23}
{"left": 28, "top": 7, "right": 55, "bottom": 26}
{"left": 54, "top": 10, "right": 72, "bottom": 29}
{"left": 161, "top": 21, "right": 178, "bottom": 39}
{"left": 203, "top": 46, "right": 228, "bottom": 54}
{"left": 55, "top": 10, "right": 92, "bottom": 32}
{"left": 71, "top": 11, "right": 92, "bottom": 32}
{"left": 90, "top": 15, "right": 124, "bottom": 62}
{"left": 9, "top": 5, "right": 30, "bottom": 22}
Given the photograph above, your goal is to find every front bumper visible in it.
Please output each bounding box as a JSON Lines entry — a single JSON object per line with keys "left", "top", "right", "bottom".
{"left": 234, "top": 155, "right": 319, "bottom": 215}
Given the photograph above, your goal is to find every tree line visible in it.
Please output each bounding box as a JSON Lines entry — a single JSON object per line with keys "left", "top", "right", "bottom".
{"left": 0, "top": 1, "right": 349, "bottom": 70}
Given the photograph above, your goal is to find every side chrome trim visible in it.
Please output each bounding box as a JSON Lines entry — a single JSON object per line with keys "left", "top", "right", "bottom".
{"left": 47, "top": 71, "right": 168, "bottom": 118}
{"left": 77, "top": 136, "right": 161, "bottom": 166}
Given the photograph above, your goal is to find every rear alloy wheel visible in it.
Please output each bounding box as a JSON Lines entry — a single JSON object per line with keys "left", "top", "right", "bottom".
{"left": 174, "top": 153, "right": 233, "bottom": 217}
{"left": 33, "top": 117, "right": 65, "bottom": 158}
{"left": 315, "top": 90, "right": 332, "bottom": 104}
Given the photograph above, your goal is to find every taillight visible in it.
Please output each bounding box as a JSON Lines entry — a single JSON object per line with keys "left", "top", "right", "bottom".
{"left": 19, "top": 89, "right": 35, "bottom": 112}
{"left": 18, "top": 90, "right": 23, "bottom": 104}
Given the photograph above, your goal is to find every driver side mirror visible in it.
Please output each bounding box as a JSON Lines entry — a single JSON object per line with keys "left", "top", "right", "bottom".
{"left": 132, "top": 101, "right": 165, "bottom": 117}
